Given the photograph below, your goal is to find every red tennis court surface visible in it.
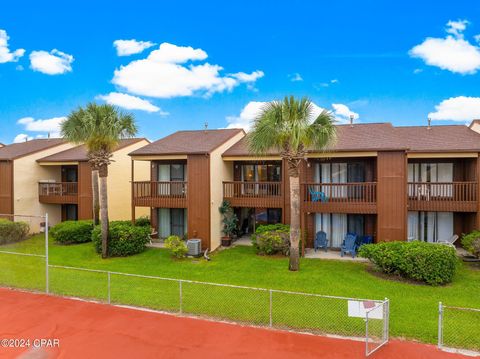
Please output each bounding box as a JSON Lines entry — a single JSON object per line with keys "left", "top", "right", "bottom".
{"left": 0, "top": 288, "right": 470, "bottom": 359}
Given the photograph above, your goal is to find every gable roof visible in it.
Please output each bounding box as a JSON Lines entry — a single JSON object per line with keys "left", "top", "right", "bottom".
{"left": 37, "top": 138, "right": 148, "bottom": 163}
{"left": 129, "top": 129, "right": 244, "bottom": 156}
{"left": 394, "top": 125, "right": 480, "bottom": 152}
{"left": 222, "top": 122, "right": 480, "bottom": 156}
{"left": 0, "top": 139, "right": 66, "bottom": 161}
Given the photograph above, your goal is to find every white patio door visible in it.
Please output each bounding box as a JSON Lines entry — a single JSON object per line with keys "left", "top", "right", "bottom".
{"left": 407, "top": 211, "right": 453, "bottom": 242}
{"left": 315, "top": 213, "right": 347, "bottom": 248}
{"left": 158, "top": 164, "right": 171, "bottom": 195}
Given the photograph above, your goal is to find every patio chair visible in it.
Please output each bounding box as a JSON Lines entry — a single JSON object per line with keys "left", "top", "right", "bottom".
{"left": 314, "top": 231, "right": 328, "bottom": 252}
{"left": 308, "top": 187, "right": 328, "bottom": 203}
{"left": 437, "top": 234, "right": 459, "bottom": 248}
{"left": 341, "top": 233, "right": 358, "bottom": 258}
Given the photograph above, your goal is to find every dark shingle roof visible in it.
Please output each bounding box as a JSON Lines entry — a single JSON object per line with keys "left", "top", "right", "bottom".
{"left": 37, "top": 138, "right": 148, "bottom": 163}
{"left": 222, "top": 123, "right": 480, "bottom": 156}
{"left": 129, "top": 129, "right": 244, "bottom": 156}
{"left": 395, "top": 125, "right": 480, "bottom": 152}
{"left": 0, "top": 139, "right": 66, "bottom": 161}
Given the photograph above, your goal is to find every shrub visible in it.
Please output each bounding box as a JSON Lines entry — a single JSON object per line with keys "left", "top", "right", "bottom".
{"left": 134, "top": 216, "right": 151, "bottom": 227}
{"left": 359, "top": 241, "right": 458, "bottom": 285}
{"left": 92, "top": 221, "right": 150, "bottom": 257}
{"left": 50, "top": 220, "right": 93, "bottom": 244}
{"left": 0, "top": 219, "right": 29, "bottom": 244}
{"left": 461, "top": 230, "right": 480, "bottom": 257}
{"left": 164, "top": 235, "right": 188, "bottom": 258}
{"left": 252, "top": 224, "right": 290, "bottom": 256}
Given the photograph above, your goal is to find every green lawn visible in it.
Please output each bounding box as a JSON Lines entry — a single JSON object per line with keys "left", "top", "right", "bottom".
{"left": 0, "top": 235, "right": 479, "bottom": 350}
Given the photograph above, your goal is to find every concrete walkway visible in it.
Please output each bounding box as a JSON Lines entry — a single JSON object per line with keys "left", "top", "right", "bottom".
{"left": 304, "top": 248, "right": 368, "bottom": 262}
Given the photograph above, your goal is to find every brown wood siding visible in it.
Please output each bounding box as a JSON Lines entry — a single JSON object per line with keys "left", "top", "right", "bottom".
{"left": 377, "top": 151, "right": 407, "bottom": 241}
{"left": 0, "top": 161, "right": 13, "bottom": 215}
{"left": 187, "top": 154, "right": 210, "bottom": 249}
{"left": 77, "top": 162, "right": 93, "bottom": 220}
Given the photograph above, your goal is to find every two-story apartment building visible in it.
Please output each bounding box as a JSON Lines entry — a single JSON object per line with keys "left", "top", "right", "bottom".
{"left": 130, "top": 121, "right": 480, "bottom": 252}
{"left": 130, "top": 129, "right": 245, "bottom": 250}
{"left": 0, "top": 138, "right": 150, "bottom": 231}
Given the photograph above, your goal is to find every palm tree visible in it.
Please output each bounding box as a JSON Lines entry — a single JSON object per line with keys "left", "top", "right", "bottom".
{"left": 247, "top": 96, "right": 336, "bottom": 271}
{"left": 61, "top": 103, "right": 137, "bottom": 258}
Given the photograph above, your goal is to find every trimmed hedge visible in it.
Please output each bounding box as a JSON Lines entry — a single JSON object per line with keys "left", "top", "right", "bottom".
{"left": 0, "top": 219, "right": 29, "bottom": 244}
{"left": 92, "top": 221, "right": 150, "bottom": 257}
{"left": 50, "top": 220, "right": 93, "bottom": 244}
{"left": 134, "top": 216, "right": 151, "bottom": 227}
{"left": 461, "top": 230, "right": 480, "bottom": 258}
{"left": 252, "top": 224, "right": 290, "bottom": 255}
{"left": 359, "top": 241, "right": 458, "bottom": 285}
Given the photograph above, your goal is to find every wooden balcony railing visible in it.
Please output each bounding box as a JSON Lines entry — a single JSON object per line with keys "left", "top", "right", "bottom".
{"left": 408, "top": 182, "right": 477, "bottom": 211}
{"left": 302, "top": 182, "right": 377, "bottom": 213}
{"left": 223, "top": 181, "right": 282, "bottom": 207}
{"left": 133, "top": 181, "right": 187, "bottom": 208}
{"left": 38, "top": 182, "right": 78, "bottom": 204}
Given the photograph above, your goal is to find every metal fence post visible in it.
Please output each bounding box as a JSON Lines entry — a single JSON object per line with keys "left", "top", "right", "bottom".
{"left": 179, "top": 280, "right": 183, "bottom": 314}
{"left": 438, "top": 302, "right": 443, "bottom": 348}
{"left": 45, "top": 213, "right": 49, "bottom": 294}
{"left": 107, "top": 272, "right": 111, "bottom": 304}
{"left": 384, "top": 298, "right": 389, "bottom": 342}
{"left": 269, "top": 289, "right": 273, "bottom": 327}
{"left": 365, "top": 310, "right": 369, "bottom": 356}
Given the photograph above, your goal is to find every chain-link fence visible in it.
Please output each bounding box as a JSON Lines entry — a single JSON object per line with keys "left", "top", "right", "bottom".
{"left": 438, "top": 302, "right": 480, "bottom": 355}
{"left": 0, "top": 214, "right": 48, "bottom": 292}
{"left": 0, "top": 213, "right": 390, "bottom": 357}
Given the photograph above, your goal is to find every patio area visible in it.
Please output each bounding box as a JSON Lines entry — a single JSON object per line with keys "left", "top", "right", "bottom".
{"left": 304, "top": 248, "right": 369, "bottom": 261}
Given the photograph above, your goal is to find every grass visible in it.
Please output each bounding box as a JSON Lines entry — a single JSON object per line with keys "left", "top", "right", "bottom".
{"left": 0, "top": 235, "right": 479, "bottom": 349}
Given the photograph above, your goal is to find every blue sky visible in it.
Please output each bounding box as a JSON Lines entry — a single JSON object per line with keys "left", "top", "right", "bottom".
{"left": 1, "top": 0, "right": 480, "bottom": 144}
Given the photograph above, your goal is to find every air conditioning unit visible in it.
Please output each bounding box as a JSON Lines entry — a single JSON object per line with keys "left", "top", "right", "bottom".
{"left": 186, "top": 239, "right": 202, "bottom": 257}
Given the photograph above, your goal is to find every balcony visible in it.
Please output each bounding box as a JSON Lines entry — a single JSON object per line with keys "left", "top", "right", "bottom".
{"left": 408, "top": 182, "right": 477, "bottom": 212}
{"left": 302, "top": 182, "right": 377, "bottom": 214}
{"left": 223, "top": 181, "right": 283, "bottom": 208}
{"left": 133, "top": 181, "right": 187, "bottom": 208}
{"left": 38, "top": 182, "right": 78, "bottom": 204}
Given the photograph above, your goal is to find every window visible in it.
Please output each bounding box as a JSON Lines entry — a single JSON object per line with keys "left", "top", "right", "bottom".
{"left": 158, "top": 208, "right": 188, "bottom": 239}
{"left": 315, "top": 213, "right": 366, "bottom": 248}
{"left": 240, "top": 163, "right": 281, "bottom": 182}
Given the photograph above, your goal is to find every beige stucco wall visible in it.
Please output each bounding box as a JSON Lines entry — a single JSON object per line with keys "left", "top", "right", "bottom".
{"left": 107, "top": 140, "right": 150, "bottom": 221}
{"left": 13, "top": 142, "right": 74, "bottom": 232}
{"left": 209, "top": 132, "right": 245, "bottom": 250}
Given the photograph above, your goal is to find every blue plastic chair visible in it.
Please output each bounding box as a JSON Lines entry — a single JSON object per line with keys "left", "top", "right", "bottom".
{"left": 308, "top": 187, "right": 328, "bottom": 202}
{"left": 341, "top": 233, "right": 358, "bottom": 258}
{"left": 314, "top": 231, "right": 329, "bottom": 252}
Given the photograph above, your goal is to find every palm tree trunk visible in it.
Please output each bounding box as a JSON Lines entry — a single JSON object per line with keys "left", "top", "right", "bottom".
{"left": 91, "top": 169, "right": 100, "bottom": 226}
{"left": 99, "top": 166, "right": 109, "bottom": 258}
{"left": 289, "top": 175, "right": 300, "bottom": 271}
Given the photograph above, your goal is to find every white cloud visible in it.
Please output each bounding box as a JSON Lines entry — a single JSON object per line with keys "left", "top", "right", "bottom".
{"left": 17, "top": 116, "right": 65, "bottom": 136}
{"left": 332, "top": 104, "right": 359, "bottom": 123}
{"left": 113, "top": 39, "right": 156, "bottom": 56}
{"left": 13, "top": 134, "right": 33, "bottom": 143}
{"left": 409, "top": 19, "right": 480, "bottom": 74}
{"left": 97, "top": 92, "right": 168, "bottom": 115}
{"left": 446, "top": 20, "right": 469, "bottom": 38}
{"left": 330, "top": 79, "right": 339, "bottom": 84}
{"left": 112, "top": 42, "right": 264, "bottom": 98}
{"left": 289, "top": 73, "right": 303, "bottom": 82}
{"left": 0, "top": 29, "right": 25, "bottom": 63}
{"left": 475, "top": 34, "right": 480, "bottom": 43}
{"left": 429, "top": 96, "right": 480, "bottom": 121}
{"left": 226, "top": 101, "right": 355, "bottom": 131}
{"left": 413, "top": 68, "right": 423, "bottom": 74}
{"left": 29, "top": 49, "right": 74, "bottom": 75}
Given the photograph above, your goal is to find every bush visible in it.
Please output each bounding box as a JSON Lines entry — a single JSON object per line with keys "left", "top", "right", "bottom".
{"left": 252, "top": 224, "right": 290, "bottom": 256}
{"left": 92, "top": 221, "right": 150, "bottom": 257}
{"left": 134, "top": 216, "right": 151, "bottom": 227}
{"left": 0, "top": 219, "right": 29, "bottom": 244}
{"left": 461, "top": 230, "right": 480, "bottom": 257}
{"left": 50, "top": 220, "right": 93, "bottom": 244}
{"left": 359, "top": 241, "right": 458, "bottom": 285}
{"left": 164, "top": 235, "right": 188, "bottom": 258}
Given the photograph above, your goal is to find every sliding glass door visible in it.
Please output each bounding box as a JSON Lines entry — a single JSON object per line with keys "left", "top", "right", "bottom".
{"left": 158, "top": 208, "right": 188, "bottom": 239}
{"left": 407, "top": 211, "right": 453, "bottom": 242}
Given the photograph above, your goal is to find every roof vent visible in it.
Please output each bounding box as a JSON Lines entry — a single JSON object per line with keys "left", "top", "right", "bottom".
{"left": 349, "top": 114, "right": 354, "bottom": 127}
{"left": 204, "top": 121, "right": 208, "bottom": 133}
{"left": 427, "top": 117, "right": 431, "bottom": 130}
